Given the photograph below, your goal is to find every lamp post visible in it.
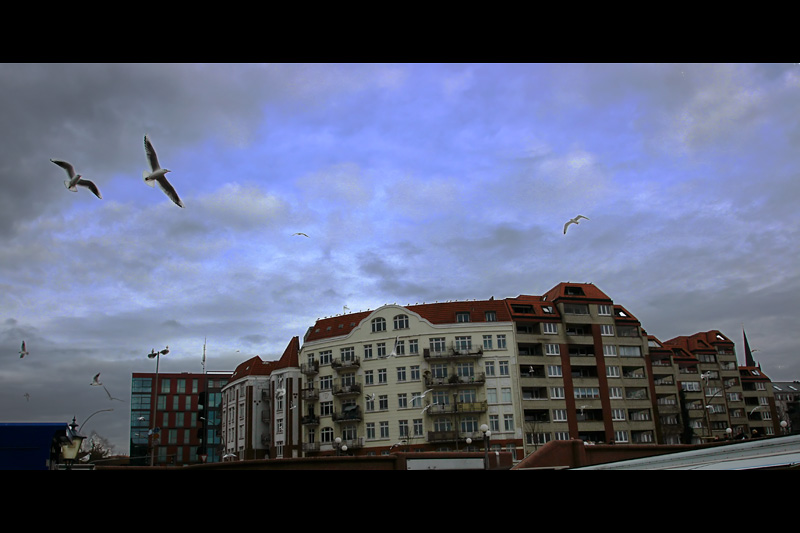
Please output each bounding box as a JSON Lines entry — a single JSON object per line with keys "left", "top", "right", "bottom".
{"left": 61, "top": 417, "right": 86, "bottom": 470}
{"left": 480, "top": 423, "right": 491, "bottom": 470}
{"left": 148, "top": 345, "right": 169, "bottom": 466}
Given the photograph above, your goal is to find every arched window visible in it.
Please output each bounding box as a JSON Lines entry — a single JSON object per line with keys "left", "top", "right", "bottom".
{"left": 393, "top": 314, "right": 409, "bottom": 329}
{"left": 371, "top": 317, "right": 386, "bottom": 332}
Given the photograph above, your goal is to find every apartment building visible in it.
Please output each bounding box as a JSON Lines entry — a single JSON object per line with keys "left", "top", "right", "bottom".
{"left": 299, "top": 300, "right": 522, "bottom": 458}
{"left": 217, "top": 282, "right": 782, "bottom": 462}
{"left": 770, "top": 381, "right": 799, "bottom": 434}
{"left": 511, "top": 282, "right": 657, "bottom": 454}
{"left": 130, "top": 370, "right": 231, "bottom": 466}
{"left": 220, "top": 337, "right": 302, "bottom": 460}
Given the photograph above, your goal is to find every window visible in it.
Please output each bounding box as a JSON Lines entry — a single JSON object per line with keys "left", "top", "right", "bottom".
{"left": 364, "top": 344, "right": 373, "bottom": 359}
{"left": 550, "top": 387, "right": 565, "bottom": 399}
{"left": 504, "top": 414, "right": 514, "bottom": 431}
{"left": 378, "top": 369, "right": 387, "bottom": 384}
{"left": 553, "top": 409, "right": 568, "bottom": 421}
{"left": 614, "top": 430, "right": 629, "bottom": 443}
{"left": 377, "top": 343, "right": 386, "bottom": 357}
{"left": 597, "top": 304, "right": 612, "bottom": 316}
{"left": 603, "top": 345, "right": 617, "bottom": 357}
{"left": 487, "top": 388, "right": 497, "bottom": 403}
{"left": 485, "top": 311, "right": 497, "bottom": 322}
{"left": 396, "top": 367, "right": 407, "bottom": 382}
{"left": 393, "top": 314, "right": 409, "bottom": 329}
{"left": 501, "top": 388, "right": 512, "bottom": 403}
{"left": 609, "top": 387, "right": 623, "bottom": 399}
{"left": 499, "top": 360, "right": 509, "bottom": 376}
{"left": 398, "top": 394, "right": 408, "bottom": 409}
{"left": 483, "top": 335, "right": 493, "bottom": 350}
{"left": 408, "top": 339, "right": 419, "bottom": 354}
{"left": 341, "top": 346, "right": 355, "bottom": 361}
{"left": 575, "top": 387, "right": 601, "bottom": 399}
{"left": 619, "top": 346, "right": 642, "bottom": 357}
{"left": 563, "top": 303, "right": 589, "bottom": 315}
{"left": 600, "top": 324, "right": 614, "bottom": 336}
{"left": 430, "top": 338, "right": 447, "bottom": 353}
{"left": 372, "top": 317, "right": 386, "bottom": 332}
{"left": 320, "top": 350, "right": 332, "bottom": 365}
{"left": 410, "top": 365, "right": 420, "bottom": 381}
{"left": 497, "top": 335, "right": 507, "bottom": 349}
{"left": 380, "top": 421, "right": 390, "bottom": 438}
{"left": 364, "top": 370, "right": 374, "bottom": 385}
{"left": 485, "top": 360, "right": 495, "bottom": 376}
{"left": 607, "top": 366, "right": 621, "bottom": 378}
{"left": 545, "top": 343, "right": 560, "bottom": 356}
{"left": 612, "top": 409, "right": 625, "bottom": 420}
{"left": 456, "top": 312, "right": 471, "bottom": 323}
{"left": 547, "top": 365, "right": 562, "bottom": 377}
{"left": 455, "top": 336, "right": 472, "bottom": 351}
{"left": 543, "top": 323, "right": 558, "bottom": 334}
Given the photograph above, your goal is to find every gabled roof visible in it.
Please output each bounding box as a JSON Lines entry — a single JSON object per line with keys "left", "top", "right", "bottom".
{"left": 665, "top": 331, "right": 730, "bottom": 353}
{"left": 303, "top": 300, "right": 512, "bottom": 343}
{"left": 229, "top": 336, "right": 301, "bottom": 380}
{"left": 542, "top": 282, "right": 613, "bottom": 303}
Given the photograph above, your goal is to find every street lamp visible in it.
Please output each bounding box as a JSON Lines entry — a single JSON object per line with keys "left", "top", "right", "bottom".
{"left": 60, "top": 417, "right": 86, "bottom": 470}
{"left": 148, "top": 345, "right": 169, "bottom": 466}
{"left": 480, "top": 423, "right": 491, "bottom": 470}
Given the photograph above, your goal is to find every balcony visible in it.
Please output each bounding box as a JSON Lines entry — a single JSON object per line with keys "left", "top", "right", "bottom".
{"left": 332, "top": 406, "right": 362, "bottom": 422}
{"left": 332, "top": 382, "right": 362, "bottom": 397}
{"left": 423, "top": 345, "right": 483, "bottom": 362}
{"left": 331, "top": 357, "right": 360, "bottom": 371}
{"left": 425, "top": 372, "right": 486, "bottom": 388}
{"left": 301, "top": 361, "right": 320, "bottom": 375}
{"left": 301, "top": 414, "right": 320, "bottom": 426}
{"left": 424, "top": 401, "right": 488, "bottom": 416}
{"left": 301, "top": 388, "right": 319, "bottom": 401}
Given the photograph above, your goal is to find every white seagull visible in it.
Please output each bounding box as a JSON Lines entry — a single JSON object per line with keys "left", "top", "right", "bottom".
{"left": 103, "top": 385, "right": 125, "bottom": 402}
{"left": 19, "top": 340, "right": 28, "bottom": 358}
{"left": 91, "top": 373, "right": 103, "bottom": 386}
{"left": 143, "top": 135, "right": 184, "bottom": 208}
{"left": 410, "top": 389, "right": 433, "bottom": 403}
{"left": 50, "top": 159, "right": 103, "bottom": 199}
{"left": 292, "top": 232, "right": 310, "bottom": 238}
{"left": 421, "top": 401, "right": 439, "bottom": 414}
{"left": 563, "top": 215, "right": 590, "bottom": 234}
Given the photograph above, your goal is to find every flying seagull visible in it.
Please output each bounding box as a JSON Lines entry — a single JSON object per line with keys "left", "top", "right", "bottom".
{"left": 292, "top": 232, "right": 310, "bottom": 238}
{"left": 50, "top": 159, "right": 103, "bottom": 199}
{"left": 421, "top": 401, "right": 439, "bottom": 414}
{"left": 103, "top": 385, "right": 125, "bottom": 402}
{"left": 143, "top": 134, "right": 184, "bottom": 208}
{"left": 410, "top": 389, "right": 433, "bottom": 403}
{"left": 23, "top": 393, "right": 30, "bottom": 402}
{"left": 91, "top": 373, "right": 103, "bottom": 386}
{"left": 563, "top": 215, "right": 589, "bottom": 234}
{"left": 19, "top": 340, "right": 28, "bottom": 358}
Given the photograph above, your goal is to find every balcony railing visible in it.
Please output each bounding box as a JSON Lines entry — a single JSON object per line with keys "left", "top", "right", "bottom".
{"left": 423, "top": 346, "right": 483, "bottom": 361}
{"left": 333, "top": 382, "right": 362, "bottom": 396}
{"left": 332, "top": 407, "right": 362, "bottom": 422}
{"left": 331, "top": 357, "right": 360, "bottom": 371}
{"left": 425, "top": 372, "right": 486, "bottom": 388}
{"left": 302, "top": 388, "right": 319, "bottom": 401}
{"left": 301, "top": 361, "right": 320, "bottom": 375}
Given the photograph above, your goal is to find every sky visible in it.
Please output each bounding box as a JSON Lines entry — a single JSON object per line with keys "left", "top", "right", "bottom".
{"left": 1, "top": 63, "right": 798, "bottom": 457}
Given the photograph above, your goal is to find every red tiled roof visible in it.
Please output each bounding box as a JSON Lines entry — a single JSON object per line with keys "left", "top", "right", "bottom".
{"left": 303, "top": 300, "right": 513, "bottom": 343}
{"left": 230, "top": 356, "right": 275, "bottom": 381}
{"left": 665, "top": 331, "right": 733, "bottom": 353}
{"left": 542, "top": 282, "right": 613, "bottom": 302}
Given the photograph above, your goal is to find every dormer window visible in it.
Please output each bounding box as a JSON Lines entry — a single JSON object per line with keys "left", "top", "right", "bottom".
{"left": 456, "top": 312, "right": 471, "bottom": 323}
{"left": 565, "top": 286, "right": 584, "bottom": 296}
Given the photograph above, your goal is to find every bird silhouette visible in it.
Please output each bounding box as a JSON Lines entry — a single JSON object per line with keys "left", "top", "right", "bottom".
{"left": 103, "top": 386, "right": 125, "bottom": 402}
{"left": 50, "top": 159, "right": 103, "bottom": 199}
{"left": 143, "top": 135, "right": 184, "bottom": 208}
{"left": 292, "top": 232, "right": 310, "bottom": 238}
{"left": 411, "top": 389, "right": 433, "bottom": 403}
{"left": 563, "top": 215, "right": 590, "bottom": 234}
{"left": 91, "top": 373, "right": 103, "bottom": 386}
{"left": 19, "top": 340, "right": 28, "bottom": 358}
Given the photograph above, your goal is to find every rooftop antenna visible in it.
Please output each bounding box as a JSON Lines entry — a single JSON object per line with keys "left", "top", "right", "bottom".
{"left": 202, "top": 336, "right": 207, "bottom": 373}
